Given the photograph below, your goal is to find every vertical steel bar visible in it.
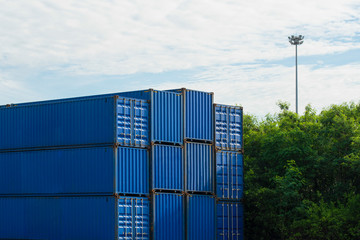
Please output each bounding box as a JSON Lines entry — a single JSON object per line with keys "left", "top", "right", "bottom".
{"left": 296, "top": 44, "right": 298, "bottom": 114}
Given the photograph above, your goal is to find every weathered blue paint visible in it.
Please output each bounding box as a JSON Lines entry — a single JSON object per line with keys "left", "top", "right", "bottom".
{"left": 185, "top": 142, "right": 214, "bottom": 193}
{"left": 0, "top": 96, "right": 149, "bottom": 151}
{"left": 214, "top": 104, "right": 243, "bottom": 151}
{"left": 187, "top": 194, "right": 216, "bottom": 240}
{"left": 216, "top": 201, "right": 244, "bottom": 240}
{"left": 152, "top": 144, "right": 183, "bottom": 191}
{"left": 0, "top": 146, "right": 149, "bottom": 196}
{"left": 153, "top": 193, "right": 185, "bottom": 240}
{"left": 216, "top": 151, "right": 243, "bottom": 200}
{"left": 0, "top": 196, "right": 150, "bottom": 240}
{"left": 168, "top": 88, "right": 213, "bottom": 142}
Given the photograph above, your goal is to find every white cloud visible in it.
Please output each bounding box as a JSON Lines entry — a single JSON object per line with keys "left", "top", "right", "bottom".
{"left": 153, "top": 63, "right": 360, "bottom": 117}
{"left": 0, "top": 72, "right": 38, "bottom": 103}
{"left": 0, "top": 0, "right": 359, "bottom": 115}
{"left": 0, "top": 0, "right": 359, "bottom": 75}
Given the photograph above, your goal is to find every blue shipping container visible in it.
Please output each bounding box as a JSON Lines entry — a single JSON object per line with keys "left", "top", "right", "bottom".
{"left": 118, "top": 89, "right": 183, "bottom": 144}
{"left": 214, "top": 104, "right": 243, "bottom": 151}
{"left": 0, "top": 146, "right": 149, "bottom": 196}
{"left": 152, "top": 144, "right": 183, "bottom": 191}
{"left": 217, "top": 201, "right": 244, "bottom": 240}
{"left": 186, "top": 142, "right": 214, "bottom": 193}
{"left": 187, "top": 194, "right": 216, "bottom": 240}
{"left": 0, "top": 96, "right": 149, "bottom": 151}
{"left": 168, "top": 88, "right": 213, "bottom": 142}
{"left": 0, "top": 196, "right": 150, "bottom": 240}
{"left": 153, "top": 193, "right": 185, "bottom": 240}
{"left": 216, "top": 151, "right": 244, "bottom": 200}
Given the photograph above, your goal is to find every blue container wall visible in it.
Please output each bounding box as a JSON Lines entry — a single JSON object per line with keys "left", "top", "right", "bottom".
{"left": 0, "top": 147, "right": 114, "bottom": 195}
{"left": 186, "top": 142, "right": 214, "bottom": 193}
{"left": 0, "top": 196, "right": 111, "bottom": 240}
{"left": 117, "top": 147, "right": 149, "bottom": 195}
{"left": 0, "top": 146, "right": 148, "bottom": 196}
{"left": 0, "top": 96, "right": 149, "bottom": 151}
{"left": 118, "top": 197, "right": 150, "bottom": 240}
{"left": 216, "top": 151, "right": 244, "bottom": 200}
{"left": 153, "top": 193, "right": 185, "bottom": 240}
{"left": 152, "top": 145, "right": 183, "bottom": 191}
{"left": 216, "top": 201, "right": 244, "bottom": 240}
{"left": 168, "top": 89, "right": 213, "bottom": 142}
{"left": 187, "top": 195, "right": 216, "bottom": 240}
{"left": 151, "top": 90, "right": 183, "bottom": 144}
{"left": 215, "top": 104, "right": 243, "bottom": 151}
{"left": 118, "top": 89, "right": 183, "bottom": 144}
{"left": 0, "top": 196, "right": 149, "bottom": 240}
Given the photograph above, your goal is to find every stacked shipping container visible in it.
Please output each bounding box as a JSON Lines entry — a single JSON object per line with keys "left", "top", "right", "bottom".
{"left": 0, "top": 95, "right": 152, "bottom": 240}
{"left": 214, "top": 104, "right": 244, "bottom": 240}
{"left": 0, "top": 88, "right": 242, "bottom": 240}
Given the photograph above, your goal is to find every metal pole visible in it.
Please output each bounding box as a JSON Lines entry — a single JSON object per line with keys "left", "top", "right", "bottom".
{"left": 295, "top": 44, "right": 298, "bottom": 114}
{"left": 288, "top": 35, "right": 304, "bottom": 114}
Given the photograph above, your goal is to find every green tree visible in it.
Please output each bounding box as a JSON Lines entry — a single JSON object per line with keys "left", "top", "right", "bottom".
{"left": 244, "top": 101, "right": 360, "bottom": 240}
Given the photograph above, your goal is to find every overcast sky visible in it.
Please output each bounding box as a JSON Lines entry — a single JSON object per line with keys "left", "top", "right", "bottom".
{"left": 1, "top": 0, "right": 359, "bottom": 116}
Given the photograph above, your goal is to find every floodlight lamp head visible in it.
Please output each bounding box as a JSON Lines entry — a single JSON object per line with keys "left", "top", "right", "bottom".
{"left": 288, "top": 35, "right": 305, "bottom": 45}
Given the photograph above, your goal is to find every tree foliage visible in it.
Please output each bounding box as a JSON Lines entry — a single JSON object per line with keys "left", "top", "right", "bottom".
{"left": 244, "top": 102, "right": 360, "bottom": 240}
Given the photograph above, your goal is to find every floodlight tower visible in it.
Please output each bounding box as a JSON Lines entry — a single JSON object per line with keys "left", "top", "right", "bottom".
{"left": 288, "top": 35, "right": 304, "bottom": 114}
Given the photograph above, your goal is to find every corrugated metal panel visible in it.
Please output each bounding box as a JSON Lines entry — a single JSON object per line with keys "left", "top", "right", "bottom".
{"left": 118, "top": 197, "right": 150, "bottom": 240}
{"left": 0, "top": 96, "right": 149, "bottom": 151}
{"left": 0, "top": 146, "right": 149, "bottom": 196}
{"left": 151, "top": 90, "right": 183, "bottom": 144}
{"left": 153, "top": 193, "right": 185, "bottom": 240}
{"left": 216, "top": 151, "right": 244, "bottom": 200}
{"left": 0, "top": 196, "right": 117, "bottom": 240}
{"left": 1, "top": 89, "right": 182, "bottom": 146}
{"left": 185, "top": 142, "right": 214, "bottom": 193}
{"left": 0, "top": 196, "right": 150, "bottom": 240}
{"left": 118, "top": 89, "right": 183, "bottom": 144}
{"left": 216, "top": 201, "right": 244, "bottom": 240}
{"left": 0, "top": 147, "right": 115, "bottom": 195}
{"left": 168, "top": 89, "right": 213, "bottom": 142}
{"left": 187, "top": 195, "right": 216, "bottom": 240}
{"left": 152, "top": 145, "right": 183, "bottom": 191}
{"left": 117, "top": 147, "right": 149, "bottom": 195}
{"left": 215, "top": 104, "right": 243, "bottom": 151}
{"left": 0, "top": 96, "right": 114, "bottom": 151}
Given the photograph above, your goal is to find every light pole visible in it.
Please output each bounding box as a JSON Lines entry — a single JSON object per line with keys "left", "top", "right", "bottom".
{"left": 288, "top": 35, "right": 304, "bottom": 114}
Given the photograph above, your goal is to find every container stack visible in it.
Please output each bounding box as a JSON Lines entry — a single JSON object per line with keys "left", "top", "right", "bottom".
{"left": 119, "top": 89, "right": 186, "bottom": 240}
{"left": 174, "top": 89, "right": 216, "bottom": 240}
{"left": 0, "top": 88, "right": 243, "bottom": 240}
{"left": 0, "top": 95, "right": 151, "bottom": 239}
{"left": 214, "top": 104, "right": 244, "bottom": 240}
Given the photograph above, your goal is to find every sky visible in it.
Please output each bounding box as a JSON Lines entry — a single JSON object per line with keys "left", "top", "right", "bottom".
{"left": 1, "top": 0, "right": 360, "bottom": 116}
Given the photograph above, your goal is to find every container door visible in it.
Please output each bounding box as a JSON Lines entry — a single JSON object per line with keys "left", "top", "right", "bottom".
{"left": 216, "top": 151, "right": 244, "bottom": 200}
{"left": 118, "top": 197, "right": 150, "bottom": 240}
{"left": 216, "top": 202, "right": 244, "bottom": 240}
